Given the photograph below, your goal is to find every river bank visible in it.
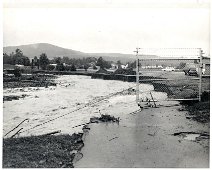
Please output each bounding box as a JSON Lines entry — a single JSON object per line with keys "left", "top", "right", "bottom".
{"left": 3, "top": 133, "right": 83, "bottom": 168}
{"left": 3, "top": 114, "right": 119, "bottom": 168}
{"left": 3, "top": 74, "right": 57, "bottom": 88}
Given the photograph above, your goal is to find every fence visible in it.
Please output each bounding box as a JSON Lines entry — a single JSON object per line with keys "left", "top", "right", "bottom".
{"left": 135, "top": 48, "right": 209, "bottom": 103}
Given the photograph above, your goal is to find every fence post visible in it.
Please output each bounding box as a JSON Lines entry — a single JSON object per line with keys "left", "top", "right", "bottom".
{"left": 199, "top": 48, "right": 203, "bottom": 102}
{"left": 134, "top": 48, "right": 140, "bottom": 104}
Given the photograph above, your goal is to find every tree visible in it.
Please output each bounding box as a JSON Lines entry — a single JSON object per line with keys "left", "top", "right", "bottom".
{"left": 33, "top": 56, "right": 38, "bottom": 66}
{"left": 55, "top": 57, "right": 62, "bottom": 64}
{"left": 84, "top": 64, "right": 89, "bottom": 71}
{"left": 3, "top": 49, "right": 30, "bottom": 66}
{"left": 39, "top": 53, "right": 49, "bottom": 70}
{"left": 15, "top": 48, "right": 22, "bottom": 55}
{"left": 62, "top": 56, "right": 70, "bottom": 65}
{"left": 56, "top": 63, "right": 65, "bottom": 71}
{"left": 14, "top": 49, "right": 24, "bottom": 65}
{"left": 128, "top": 61, "right": 136, "bottom": 68}
{"left": 96, "top": 57, "right": 104, "bottom": 68}
{"left": 117, "top": 60, "right": 122, "bottom": 65}
{"left": 3, "top": 53, "right": 12, "bottom": 64}
{"left": 4, "top": 49, "right": 31, "bottom": 66}
{"left": 93, "top": 65, "right": 97, "bottom": 70}
{"left": 23, "top": 57, "right": 30, "bottom": 66}
{"left": 47, "top": 64, "right": 55, "bottom": 71}
{"left": 96, "top": 57, "right": 111, "bottom": 69}
{"left": 70, "top": 64, "right": 76, "bottom": 71}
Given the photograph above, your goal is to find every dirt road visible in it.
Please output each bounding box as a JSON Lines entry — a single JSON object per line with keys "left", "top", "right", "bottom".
{"left": 74, "top": 101, "right": 209, "bottom": 168}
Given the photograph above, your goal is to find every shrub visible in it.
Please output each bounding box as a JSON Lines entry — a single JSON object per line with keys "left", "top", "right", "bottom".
{"left": 14, "top": 68, "right": 22, "bottom": 77}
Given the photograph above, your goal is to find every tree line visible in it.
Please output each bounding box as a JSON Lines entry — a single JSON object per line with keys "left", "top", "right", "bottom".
{"left": 3, "top": 49, "right": 118, "bottom": 71}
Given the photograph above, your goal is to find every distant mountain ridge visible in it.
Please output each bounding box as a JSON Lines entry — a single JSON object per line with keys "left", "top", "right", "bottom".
{"left": 3, "top": 43, "right": 158, "bottom": 63}
{"left": 4, "top": 43, "right": 87, "bottom": 58}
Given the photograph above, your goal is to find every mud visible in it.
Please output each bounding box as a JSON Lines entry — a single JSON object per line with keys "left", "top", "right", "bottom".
{"left": 74, "top": 100, "right": 209, "bottom": 168}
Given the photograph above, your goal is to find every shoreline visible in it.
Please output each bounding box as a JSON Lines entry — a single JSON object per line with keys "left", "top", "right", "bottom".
{"left": 3, "top": 115, "right": 119, "bottom": 168}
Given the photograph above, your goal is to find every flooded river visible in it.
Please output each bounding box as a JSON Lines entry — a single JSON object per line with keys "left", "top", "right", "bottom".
{"left": 3, "top": 75, "right": 167, "bottom": 137}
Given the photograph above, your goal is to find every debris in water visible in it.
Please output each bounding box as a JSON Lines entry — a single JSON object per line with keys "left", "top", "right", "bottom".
{"left": 82, "top": 125, "right": 90, "bottom": 130}
{"left": 91, "top": 114, "right": 120, "bottom": 123}
{"left": 173, "top": 132, "right": 209, "bottom": 141}
{"left": 72, "top": 153, "right": 83, "bottom": 164}
{"left": 3, "top": 94, "right": 29, "bottom": 102}
{"left": 109, "top": 136, "right": 119, "bottom": 141}
{"left": 70, "top": 150, "right": 78, "bottom": 155}
{"left": 41, "top": 130, "right": 61, "bottom": 136}
{"left": 184, "top": 134, "right": 200, "bottom": 141}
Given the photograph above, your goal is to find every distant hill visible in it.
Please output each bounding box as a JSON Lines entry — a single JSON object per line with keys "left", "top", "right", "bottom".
{"left": 3, "top": 43, "right": 87, "bottom": 60}
{"left": 88, "top": 53, "right": 136, "bottom": 63}
{"left": 3, "top": 43, "right": 158, "bottom": 63}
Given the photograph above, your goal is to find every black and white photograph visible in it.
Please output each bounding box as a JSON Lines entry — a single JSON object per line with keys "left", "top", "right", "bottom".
{"left": 2, "top": 0, "right": 210, "bottom": 168}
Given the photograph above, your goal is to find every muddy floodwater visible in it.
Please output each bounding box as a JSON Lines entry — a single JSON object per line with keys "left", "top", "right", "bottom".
{"left": 3, "top": 75, "right": 167, "bottom": 137}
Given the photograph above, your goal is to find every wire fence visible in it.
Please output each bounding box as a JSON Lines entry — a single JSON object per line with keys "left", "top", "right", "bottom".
{"left": 136, "top": 48, "right": 209, "bottom": 101}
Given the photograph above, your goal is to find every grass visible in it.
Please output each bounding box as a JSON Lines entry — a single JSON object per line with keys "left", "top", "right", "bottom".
{"left": 180, "top": 91, "right": 210, "bottom": 123}
{"left": 3, "top": 133, "right": 83, "bottom": 168}
{"left": 183, "top": 100, "right": 210, "bottom": 123}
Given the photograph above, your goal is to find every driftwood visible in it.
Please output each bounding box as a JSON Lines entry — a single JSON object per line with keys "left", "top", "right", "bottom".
{"left": 4, "top": 119, "right": 29, "bottom": 137}
{"left": 72, "top": 123, "right": 90, "bottom": 129}
{"left": 109, "top": 136, "right": 119, "bottom": 141}
{"left": 150, "top": 92, "right": 157, "bottom": 108}
{"left": 42, "top": 130, "right": 61, "bottom": 136}
{"left": 10, "top": 128, "right": 23, "bottom": 138}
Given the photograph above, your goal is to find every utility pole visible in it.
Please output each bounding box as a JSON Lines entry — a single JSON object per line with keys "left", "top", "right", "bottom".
{"left": 134, "top": 48, "right": 140, "bottom": 104}
{"left": 199, "top": 48, "right": 203, "bottom": 102}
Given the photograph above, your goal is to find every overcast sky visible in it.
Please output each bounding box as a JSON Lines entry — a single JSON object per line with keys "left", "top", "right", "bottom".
{"left": 3, "top": 0, "right": 210, "bottom": 55}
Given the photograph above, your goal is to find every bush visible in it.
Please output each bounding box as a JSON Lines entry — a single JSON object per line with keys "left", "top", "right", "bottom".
{"left": 14, "top": 68, "right": 22, "bottom": 77}
{"left": 201, "top": 91, "right": 210, "bottom": 102}
{"left": 46, "top": 65, "right": 55, "bottom": 71}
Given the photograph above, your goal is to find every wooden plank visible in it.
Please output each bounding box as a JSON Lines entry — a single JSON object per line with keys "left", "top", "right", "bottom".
{"left": 4, "top": 118, "right": 29, "bottom": 137}
{"left": 149, "top": 92, "right": 157, "bottom": 108}
{"left": 10, "top": 128, "right": 23, "bottom": 138}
